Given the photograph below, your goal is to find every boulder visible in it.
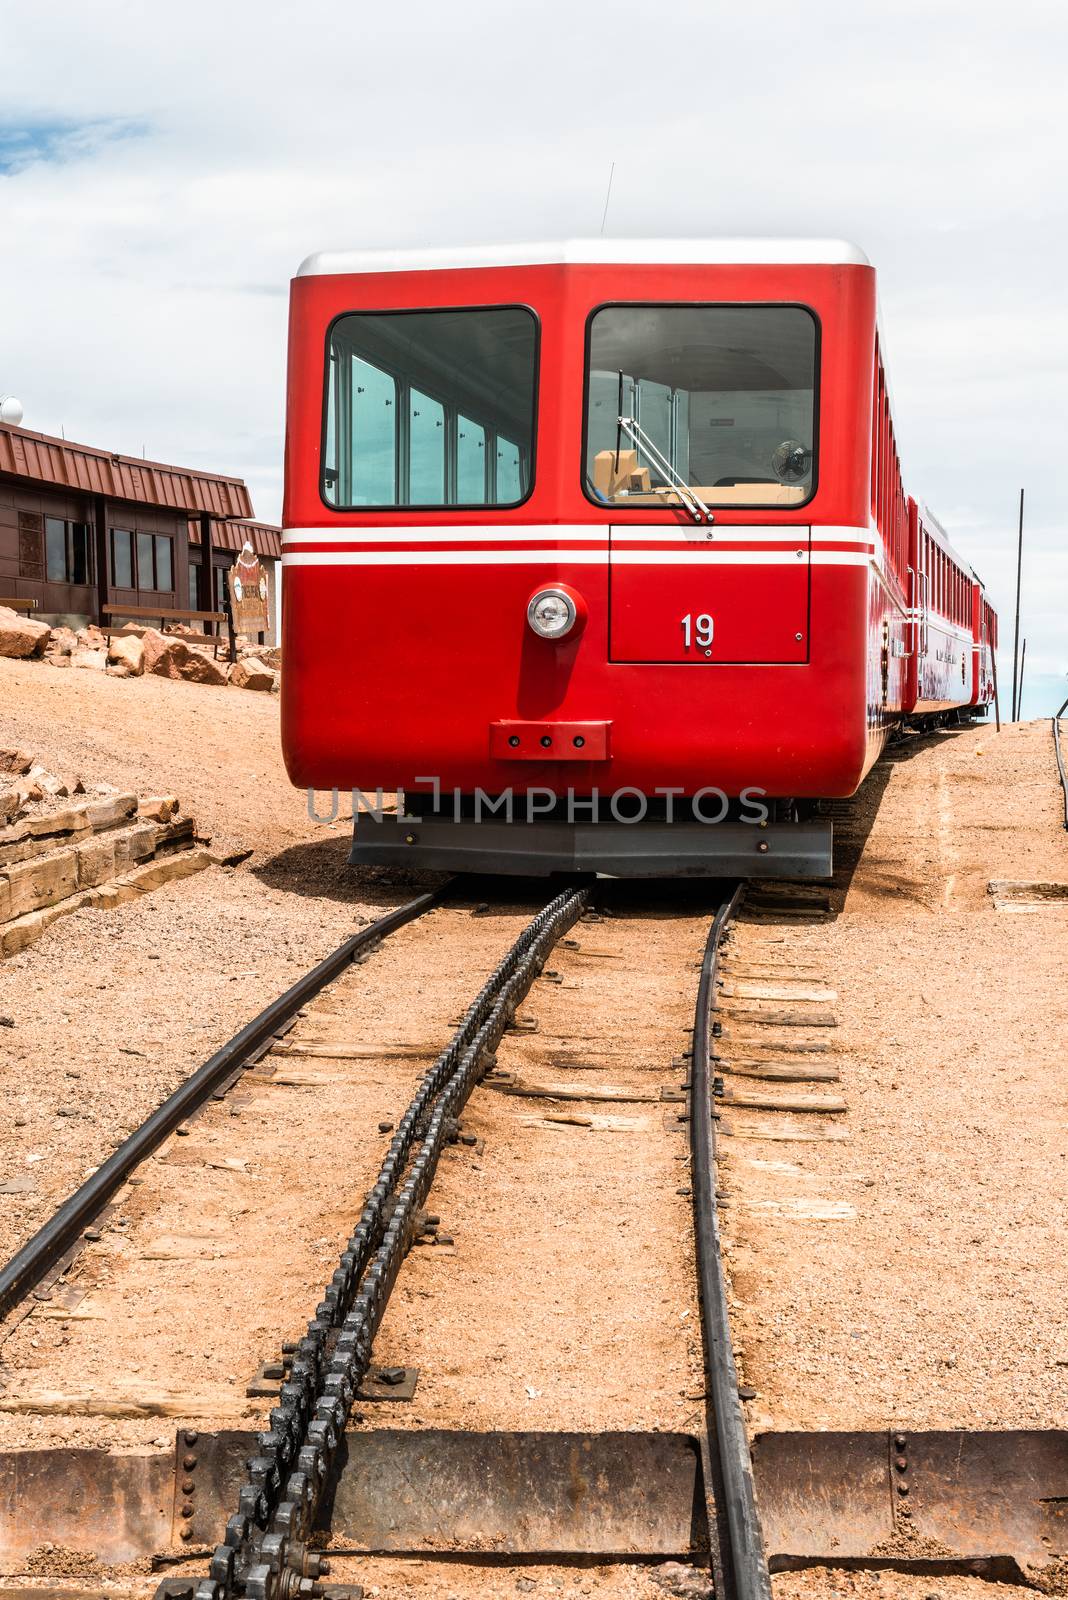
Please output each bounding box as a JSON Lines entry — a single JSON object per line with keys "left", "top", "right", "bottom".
{"left": 71, "top": 648, "right": 108, "bottom": 672}
{"left": 140, "top": 628, "right": 170, "bottom": 674}
{"left": 0, "top": 790, "right": 21, "bottom": 825}
{"left": 0, "top": 751, "right": 34, "bottom": 776}
{"left": 107, "top": 634, "right": 145, "bottom": 675}
{"left": 146, "top": 636, "right": 189, "bottom": 680}
{"left": 230, "top": 657, "right": 277, "bottom": 693}
{"left": 179, "top": 648, "right": 229, "bottom": 687}
{"left": 76, "top": 624, "right": 107, "bottom": 652}
{"left": 0, "top": 606, "right": 51, "bottom": 659}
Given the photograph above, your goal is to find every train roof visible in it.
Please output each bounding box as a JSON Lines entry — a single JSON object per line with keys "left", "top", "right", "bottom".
{"left": 296, "top": 238, "right": 870, "bottom": 278}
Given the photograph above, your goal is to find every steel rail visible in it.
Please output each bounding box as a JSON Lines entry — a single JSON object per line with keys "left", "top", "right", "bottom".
{"left": 1053, "top": 715, "right": 1068, "bottom": 830}
{"left": 690, "top": 885, "right": 772, "bottom": 1600}
{"left": 0, "top": 886, "right": 447, "bottom": 1322}
{"left": 191, "top": 884, "right": 591, "bottom": 1600}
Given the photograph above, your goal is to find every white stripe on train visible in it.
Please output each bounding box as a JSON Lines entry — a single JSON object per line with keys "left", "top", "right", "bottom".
{"left": 282, "top": 549, "right": 876, "bottom": 568}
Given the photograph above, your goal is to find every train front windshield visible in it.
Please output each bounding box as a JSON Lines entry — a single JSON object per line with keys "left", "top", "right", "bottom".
{"left": 585, "top": 304, "right": 818, "bottom": 510}
{"left": 322, "top": 306, "right": 537, "bottom": 510}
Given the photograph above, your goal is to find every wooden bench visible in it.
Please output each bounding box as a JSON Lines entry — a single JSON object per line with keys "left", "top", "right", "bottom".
{"left": 102, "top": 604, "right": 234, "bottom": 661}
{"left": 0, "top": 597, "right": 39, "bottom": 612}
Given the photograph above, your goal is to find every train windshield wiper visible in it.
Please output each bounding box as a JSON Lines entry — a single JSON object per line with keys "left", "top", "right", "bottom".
{"left": 616, "top": 414, "right": 714, "bottom": 525}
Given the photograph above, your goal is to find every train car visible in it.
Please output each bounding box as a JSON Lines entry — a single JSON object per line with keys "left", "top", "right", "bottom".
{"left": 906, "top": 499, "right": 981, "bottom": 718}
{"left": 280, "top": 239, "right": 994, "bottom": 878}
{"left": 972, "top": 579, "right": 998, "bottom": 710}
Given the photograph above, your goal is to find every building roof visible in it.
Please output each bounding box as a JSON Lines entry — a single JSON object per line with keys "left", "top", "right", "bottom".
{"left": 297, "top": 237, "right": 870, "bottom": 277}
{"left": 189, "top": 516, "right": 282, "bottom": 560}
{"left": 0, "top": 422, "right": 254, "bottom": 518}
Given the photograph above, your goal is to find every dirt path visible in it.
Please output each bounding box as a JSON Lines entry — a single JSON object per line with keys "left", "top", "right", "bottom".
{"left": 0, "top": 900, "right": 533, "bottom": 1453}
{"left": 723, "top": 719, "right": 1068, "bottom": 1434}
{"left": 0, "top": 656, "right": 439, "bottom": 1262}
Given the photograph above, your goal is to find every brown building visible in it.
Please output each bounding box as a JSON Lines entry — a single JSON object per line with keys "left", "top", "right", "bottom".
{"left": 0, "top": 422, "right": 281, "bottom": 641}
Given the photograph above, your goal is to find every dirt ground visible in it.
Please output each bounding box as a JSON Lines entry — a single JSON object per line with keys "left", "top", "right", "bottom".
{"left": 723, "top": 718, "right": 1068, "bottom": 1433}
{"left": 0, "top": 655, "right": 436, "bottom": 1264}
{"left": 1, "top": 654, "right": 1066, "bottom": 1597}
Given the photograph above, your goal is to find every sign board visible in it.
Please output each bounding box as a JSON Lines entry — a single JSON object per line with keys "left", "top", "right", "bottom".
{"left": 227, "top": 544, "right": 270, "bottom": 638}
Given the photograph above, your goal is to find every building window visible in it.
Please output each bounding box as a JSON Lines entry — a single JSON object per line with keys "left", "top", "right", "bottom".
{"left": 323, "top": 305, "right": 538, "bottom": 509}
{"left": 45, "top": 516, "right": 94, "bottom": 586}
{"left": 137, "top": 532, "right": 154, "bottom": 588}
{"left": 45, "top": 517, "right": 66, "bottom": 583}
{"left": 112, "top": 528, "right": 134, "bottom": 589}
{"left": 155, "top": 535, "right": 173, "bottom": 592}
{"left": 188, "top": 562, "right": 200, "bottom": 611}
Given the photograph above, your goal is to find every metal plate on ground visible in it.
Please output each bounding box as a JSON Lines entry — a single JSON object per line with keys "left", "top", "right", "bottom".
{"left": 0, "top": 1447, "right": 173, "bottom": 1562}
{"left": 752, "top": 1430, "right": 1068, "bottom": 1572}
{"left": 325, "top": 1430, "right": 707, "bottom": 1554}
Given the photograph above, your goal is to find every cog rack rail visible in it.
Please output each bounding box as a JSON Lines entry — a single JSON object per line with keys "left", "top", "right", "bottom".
{"left": 190, "top": 885, "right": 592, "bottom": 1600}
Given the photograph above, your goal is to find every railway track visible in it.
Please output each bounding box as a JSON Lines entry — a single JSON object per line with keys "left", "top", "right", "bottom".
{"left": 0, "top": 880, "right": 771, "bottom": 1600}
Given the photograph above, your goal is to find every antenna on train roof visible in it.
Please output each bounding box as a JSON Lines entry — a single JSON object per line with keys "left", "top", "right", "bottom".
{"left": 600, "top": 161, "right": 616, "bottom": 236}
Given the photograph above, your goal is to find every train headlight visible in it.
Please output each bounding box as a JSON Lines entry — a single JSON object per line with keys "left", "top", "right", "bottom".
{"left": 527, "top": 588, "right": 577, "bottom": 640}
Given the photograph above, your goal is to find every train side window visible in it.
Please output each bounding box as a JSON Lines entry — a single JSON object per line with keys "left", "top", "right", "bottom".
{"left": 408, "top": 388, "right": 445, "bottom": 506}
{"left": 496, "top": 437, "right": 523, "bottom": 502}
{"left": 323, "top": 306, "right": 537, "bottom": 511}
{"left": 352, "top": 358, "right": 398, "bottom": 506}
{"left": 456, "top": 415, "right": 487, "bottom": 504}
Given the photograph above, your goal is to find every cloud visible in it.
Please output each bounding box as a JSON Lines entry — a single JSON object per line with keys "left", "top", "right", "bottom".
{"left": 0, "top": 0, "right": 1065, "bottom": 700}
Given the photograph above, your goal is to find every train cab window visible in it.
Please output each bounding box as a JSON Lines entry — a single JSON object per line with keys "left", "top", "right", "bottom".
{"left": 584, "top": 304, "right": 817, "bottom": 510}
{"left": 323, "top": 306, "right": 537, "bottom": 509}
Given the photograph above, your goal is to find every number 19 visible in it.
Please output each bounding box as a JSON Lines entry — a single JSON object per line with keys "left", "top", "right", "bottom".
{"left": 681, "top": 612, "right": 714, "bottom": 649}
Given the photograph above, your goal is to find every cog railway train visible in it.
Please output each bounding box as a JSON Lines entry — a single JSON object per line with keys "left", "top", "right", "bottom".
{"left": 280, "top": 240, "right": 997, "bottom": 878}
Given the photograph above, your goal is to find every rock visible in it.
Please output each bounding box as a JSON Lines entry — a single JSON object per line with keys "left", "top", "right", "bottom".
{"left": 85, "top": 793, "right": 138, "bottom": 830}
{"left": 0, "top": 751, "right": 34, "bottom": 776}
{"left": 71, "top": 648, "right": 108, "bottom": 672}
{"left": 40, "top": 775, "right": 69, "bottom": 798}
{"left": 230, "top": 657, "right": 277, "bottom": 693}
{"left": 0, "top": 790, "right": 22, "bottom": 825}
{"left": 139, "top": 796, "right": 179, "bottom": 823}
{"left": 107, "top": 634, "right": 145, "bottom": 675}
{"left": 0, "top": 606, "right": 51, "bottom": 660}
{"left": 178, "top": 648, "right": 229, "bottom": 687}
{"left": 139, "top": 629, "right": 171, "bottom": 674}
{"left": 649, "top": 1564, "right": 713, "bottom": 1600}
{"left": 45, "top": 625, "right": 78, "bottom": 659}
{"left": 13, "top": 779, "right": 43, "bottom": 805}
{"left": 76, "top": 625, "right": 107, "bottom": 652}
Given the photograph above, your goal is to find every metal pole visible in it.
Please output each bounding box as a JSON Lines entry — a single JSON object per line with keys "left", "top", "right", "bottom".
{"left": 991, "top": 639, "right": 1002, "bottom": 733}
{"left": 1011, "top": 488, "right": 1024, "bottom": 720}
{"left": 1018, "top": 638, "right": 1027, "bottom": 721}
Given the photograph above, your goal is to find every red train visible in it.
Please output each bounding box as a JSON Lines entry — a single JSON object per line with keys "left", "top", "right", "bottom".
{"left": 280, "top": 241, "right": 996, "bottom": 877}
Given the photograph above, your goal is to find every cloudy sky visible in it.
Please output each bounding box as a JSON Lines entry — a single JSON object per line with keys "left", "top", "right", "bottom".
{"left": 2, "top": 0, "right": 1065, "bottom": 712}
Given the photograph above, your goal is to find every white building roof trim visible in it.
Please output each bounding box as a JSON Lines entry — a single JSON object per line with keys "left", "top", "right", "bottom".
{"left": 297, "top": 238, "right": 870, "bottom": 278}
